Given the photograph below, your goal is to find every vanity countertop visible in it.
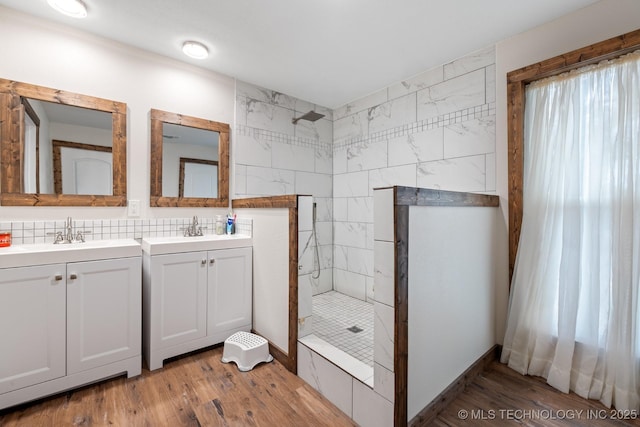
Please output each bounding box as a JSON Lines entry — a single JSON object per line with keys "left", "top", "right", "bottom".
{"left": 141, "top": 234, "right": 252, "bottom": 255}
{"left": 0, "top": 239, "right": 141, "bottom": 269}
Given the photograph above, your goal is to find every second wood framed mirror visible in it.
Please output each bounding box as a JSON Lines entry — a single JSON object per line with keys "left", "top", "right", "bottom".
{"left": 149, "top": 109, "right": 229, "bottom": 207}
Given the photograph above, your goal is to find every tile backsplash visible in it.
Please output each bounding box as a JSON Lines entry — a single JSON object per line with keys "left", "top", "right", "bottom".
{"left": 0, "top": 217, "right": 252, "bottom": 245}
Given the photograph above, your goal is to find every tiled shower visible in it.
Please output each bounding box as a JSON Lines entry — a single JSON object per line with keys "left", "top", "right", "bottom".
{"left": 233, "top": 49, "right": 496, "bottom": 424}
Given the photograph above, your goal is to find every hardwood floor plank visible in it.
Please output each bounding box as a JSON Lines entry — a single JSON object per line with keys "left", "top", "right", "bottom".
{"left": 435, "top": 361, "right": 640, "bottom": 427}
{"left": 0, "top": 346, "right": 354, "bottom": 427}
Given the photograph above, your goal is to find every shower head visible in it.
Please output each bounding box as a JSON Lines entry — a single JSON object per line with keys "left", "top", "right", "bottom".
{"left": 292, "top": 110, "right": 325, "bottom": 125}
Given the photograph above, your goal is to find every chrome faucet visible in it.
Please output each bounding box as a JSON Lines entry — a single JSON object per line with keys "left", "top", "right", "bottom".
{"left": 49, "top": 217, "right": 89, "bottom": 244}
{"left": 183, "top": 216, "right": 204, "bottom": 237}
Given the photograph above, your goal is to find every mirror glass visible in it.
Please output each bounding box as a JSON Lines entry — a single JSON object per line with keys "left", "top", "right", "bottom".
{"left": 150, "top": 109, "right": 229, "bottom": 208}
{"left": 25, "top": 99, "right": 113, "bottom": 195}
{"left": 0, "top": 78, "right": 127, "bottom": 206}
{"left": 161, "top": 122, "right": 219, "bottom": 198}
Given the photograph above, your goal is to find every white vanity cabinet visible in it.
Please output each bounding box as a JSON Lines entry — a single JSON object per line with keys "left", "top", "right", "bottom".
{"left": 142, "top": 235, "right": 252, "bottom": 370}
{"left": 0, "top": 240, "right": 142, "bottom": 410}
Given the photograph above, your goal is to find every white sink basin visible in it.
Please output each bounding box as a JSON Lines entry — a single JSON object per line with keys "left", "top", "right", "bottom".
{"left": 141, "top": 234, "right": 252, "bottom": 255}
{"left": 0, "top": 239, "right": 141, "bottom": 269}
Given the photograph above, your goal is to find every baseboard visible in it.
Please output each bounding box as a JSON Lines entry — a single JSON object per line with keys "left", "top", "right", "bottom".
{"left": 408, "top": 345, "right": 501, "bottom": 426}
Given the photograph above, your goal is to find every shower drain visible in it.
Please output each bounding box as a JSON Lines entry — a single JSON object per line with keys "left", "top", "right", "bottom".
{"left": 347, "top": 326, "right": 363, "bottom": 333}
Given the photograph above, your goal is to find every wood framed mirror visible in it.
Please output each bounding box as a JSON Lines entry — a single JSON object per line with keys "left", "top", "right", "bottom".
{"left": 0, "top": 78, "right": 127, "bottom": 206}
{"left": 149, "top": 109, "right": 229, "bottom": 207}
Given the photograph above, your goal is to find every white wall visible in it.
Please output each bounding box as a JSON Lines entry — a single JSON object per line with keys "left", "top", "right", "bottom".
{"left": 162, "top": 141, "right": 218, "bottom": 197}
{"left": 407, "top": 205, "right": 498, "bottom": 420}
{"left": 493, "top": 0, "right": 640, "bottom": 343}
{"left": 234, "top": 208, "right": 290, "bottom": 353}
{"left": 0, "top": 6, "right": 234, "bottom": 219}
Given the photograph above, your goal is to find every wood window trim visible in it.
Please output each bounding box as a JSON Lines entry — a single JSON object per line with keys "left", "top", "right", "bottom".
{"left": 178, "top": 157, "right": 218, "bottom": 198}
{"left": 507, "top": 28, "right": 640, "bottom": 280}
{"left": 52, "top": 140, "right": 112, "bottom": 195}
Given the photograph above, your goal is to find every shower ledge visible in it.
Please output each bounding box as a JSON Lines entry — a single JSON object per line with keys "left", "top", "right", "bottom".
{"left": 298, "top": 334, "right": 373, "bottom": 387}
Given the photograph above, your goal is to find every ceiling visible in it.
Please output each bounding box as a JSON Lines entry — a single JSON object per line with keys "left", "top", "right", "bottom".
{"left": 0, "top": 0, "right": 599, "bottom": 109}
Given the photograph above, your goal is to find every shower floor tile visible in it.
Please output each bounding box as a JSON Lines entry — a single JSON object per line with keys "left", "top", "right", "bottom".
{"left": 312, "top": 291, "right": 373, "bottom": 367}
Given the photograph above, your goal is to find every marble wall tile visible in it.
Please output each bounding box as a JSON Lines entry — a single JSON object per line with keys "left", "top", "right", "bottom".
{"left": 234, "top": 164, "right": 247, "bottom": 195}
{"left": 373, "top": 188, "right": 394, "bottom": 242}
{"left": 443, "top": 45, "right": 495, "bottom": 80}
{"left": 443, "top": 116, "right": 495, "bottom": 158}
{"left": 334, "top": 110, "right": 369, "bottom": 142}
{"left": 272, "top": 141, "right": 315, "bottom": 171}
{"left": 333, "top": 147, "right": 348, "bottom": 175}
{"left": 374, "top": 241, "right": 394, "bottom": 307}
{"left": 333, "top": 171, "right": 369, "bottom": 198}
{"left": 368, "top": 93, "right": 417, "bottom": 134}
{"left": 295, "top": 172, "right": 332, "bottom": 197}
{"left": 347, "top": 247, "right": 374, "bottom": 277}
{"left": 417, "top": 155, "right": 486, "bottom": 192}
{"left": 295, "top": 116, "right": 333, "bottom": 142}
{"left": 486, "top": 152, "right": 496, "bottom": 192}
{"left": 298, "top": 273, "right": 313, "bottom": 319}
{"left": 297, "top": 343, "right": 353, "bottom": 417}
{"left": 387, "top": 128, "right": 443, "bottom": 167}
{"left": 333, "top": 89, "right": 388, "bottom": 121}
{"left": 314, "top": 197, "right": 333, "bottom": 222}
{"left": 246, "top": 99, "right": 295, "bottom": 136}
{"left": 374, "top": 363, "right": 395, "bottom": 403}
{"left": 366, "top": 276, "right": 374, "bottom": 303}
{"left": 298, "top": 315, "right": 313, "bottom": 338}
{"left": 315, "top": 221, "right": 333, "bottom": 246}
{"left": 299, "top": 230, "right": 315, "bottom": 275}
{"left": 315, "top": 146, "right": 333, "bottom": 174}
{"left": 368, "top": 164, "right": 417, "bottom": 196}
{"left": 236, "top": 80, "right": 275, "bottom": 104}
{"left": 348, "top": 197, "right": 374, "bottom": 223}
{"left": 486, "top": 64, "right": 496, "bottom": 103}
{"left": 374, "top": 301, "right": 394, "bottom": 371}
{"left": 352, "top": 378, "right": 394, "bottom": 427}
{"left": 234, "top": 132, "right": 272, "bottom": 168}
{"left": 311, "top": 269, "right": 333, "bottom": 295}
{"left": 245, "top": 166, "right": 295, "bottom": 195}
{"left": 294, "top": 98, "right": 315, "bottom": 116}
{"left": 347, "top": 140, "right": 388, "bottom": 172}
{"left": 334, "top": 221, "right": 368, "bottom": 248}
{"left": 235, "top": 96, "right": 247, "bottom": 126}
{"left": 333, "top": 198, "right": 348, "bottom": 222}
{"left": 366, "top": 224, "right": 374, "bottom": 250}
{"left": 388, "top": 66, "right": 444, "bottom": 100}
{"left": 416, "top": 69, "right": 485, "bottom": 120}
{"left": 319, "top": 245, "right": 333, "bottom": 270}
{"left": 314, "top": 105, "right": 333, "bottom": 122}
{"left": 298, "top": 196, "right": 313, "bottom": 232}
{"left": 334, "top": 245, "right": 348, "bottom": 271}
{"left": 334, "top": 268, "right": 367, "bottom": 300}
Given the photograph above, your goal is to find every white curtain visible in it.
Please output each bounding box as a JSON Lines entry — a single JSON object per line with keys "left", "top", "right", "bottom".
{"left": 501, "top": 51, "right": 640, "bottom": 410}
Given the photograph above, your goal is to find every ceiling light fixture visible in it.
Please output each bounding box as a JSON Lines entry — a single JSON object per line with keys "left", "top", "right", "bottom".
{"left": 182, "top": 41, "right": 209, "bottom": 60}
{"left": 47, "top": 0, "right": 88, "bottom": 18}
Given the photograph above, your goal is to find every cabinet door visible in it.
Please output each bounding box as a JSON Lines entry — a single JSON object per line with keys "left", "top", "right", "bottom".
{"left": 0, "top": 264, "right": 66, "bottom": 394}
{"left": 66, "top": 257, "right": 141, "bottom": 375}
{"left": 150, "top": 251, "right": 207, "bottom": 349}
{"left": 208, "top": 247, "right": 252, "bottom": 334}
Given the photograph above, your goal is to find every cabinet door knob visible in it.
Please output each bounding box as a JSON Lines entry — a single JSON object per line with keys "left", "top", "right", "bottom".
{"left": 201, "top": 259, "right": 207, "bottom": 265}
{"left": 54, "top": 274, "right": 63, "bottom": 281}
{"left": 209, "top": 259, "right": 215, "bottom": 265}
{"left": 69, "top": 273, "right": 78, "bottom": 280}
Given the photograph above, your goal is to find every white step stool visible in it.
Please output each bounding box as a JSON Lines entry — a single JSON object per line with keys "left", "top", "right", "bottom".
{"left": 221, "top": 331, "right": 273, "bottom": 371}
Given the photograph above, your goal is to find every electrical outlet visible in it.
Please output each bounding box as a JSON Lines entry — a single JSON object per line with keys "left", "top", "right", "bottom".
{"left": 128, "top": 200, "right": 140, "bottom": 217}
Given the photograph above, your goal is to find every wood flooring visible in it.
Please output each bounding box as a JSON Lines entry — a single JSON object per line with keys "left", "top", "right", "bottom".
{"left": 433, "top": 360, "right": 640, "bottom": 426}
{"left": 0, "top": 345, "right": 355, "bottom": 427}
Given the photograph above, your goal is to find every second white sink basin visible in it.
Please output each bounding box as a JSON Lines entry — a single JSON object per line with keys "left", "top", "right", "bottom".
{"left": 141, "top": 234, "right": 252, "bottom": 255}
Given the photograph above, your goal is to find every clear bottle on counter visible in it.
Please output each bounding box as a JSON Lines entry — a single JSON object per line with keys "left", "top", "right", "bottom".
{"left": 215, "top": 215, "right": 225, "bottom": 235}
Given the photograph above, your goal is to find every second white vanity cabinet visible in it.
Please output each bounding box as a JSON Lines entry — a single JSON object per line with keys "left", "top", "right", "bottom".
{"left": 0, "top": 240, "right": 142, "bottom": 410}
{"left": 142, "top": 236, "right": 252, "bottom": 370}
